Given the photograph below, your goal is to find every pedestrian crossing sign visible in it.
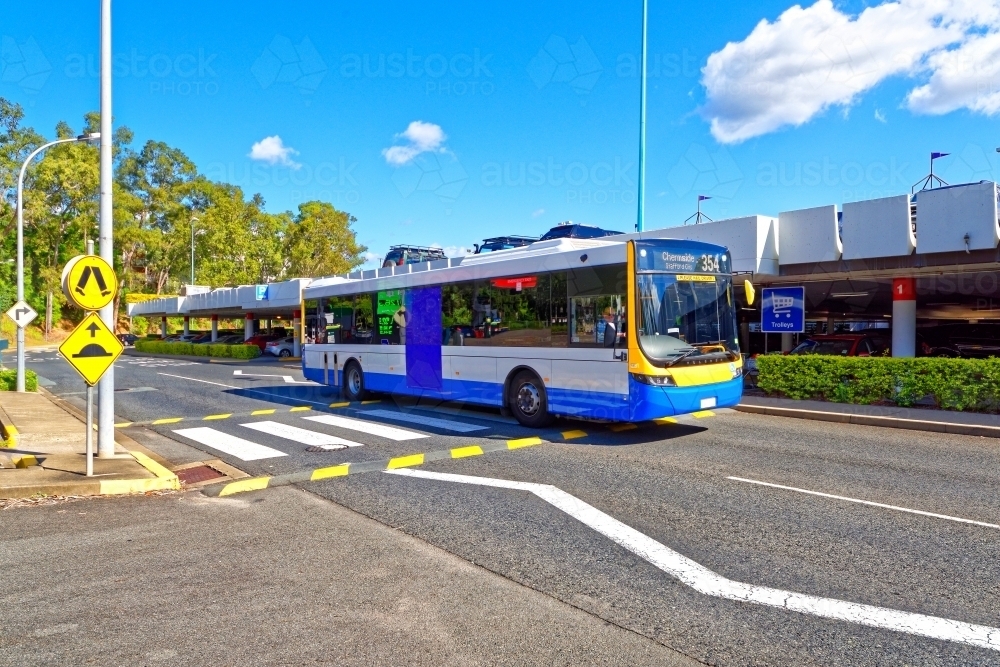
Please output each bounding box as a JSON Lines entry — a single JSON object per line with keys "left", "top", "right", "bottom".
{"left": 59, "top": 312, "right": 123, "bottom": 386}
{"left": 61, "top": 255, "right": 118, "bottom": 311}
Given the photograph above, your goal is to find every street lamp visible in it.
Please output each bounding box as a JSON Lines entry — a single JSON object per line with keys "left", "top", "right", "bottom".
{"left": 15, "top": 132, "right": 100, "bottom": 392}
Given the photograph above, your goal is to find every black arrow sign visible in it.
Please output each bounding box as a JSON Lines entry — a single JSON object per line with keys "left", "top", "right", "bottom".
{"left": 15, "top": 308, "right": 29, "bottom": 320}
{"left": 87, "top": 322, "right": 100, "bottom": 337}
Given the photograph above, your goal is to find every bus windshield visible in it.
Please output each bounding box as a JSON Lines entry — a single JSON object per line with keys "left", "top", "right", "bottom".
{"left": 636, "top": 273, "right": 739, "bottom": 364}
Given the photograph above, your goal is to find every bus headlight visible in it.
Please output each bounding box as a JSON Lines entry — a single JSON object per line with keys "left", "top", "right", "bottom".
{"left": 631, "top": 373, "right": 676, "bottom": 386}
{"left": 729, "top": 362, "right": 742, "bottom": 379}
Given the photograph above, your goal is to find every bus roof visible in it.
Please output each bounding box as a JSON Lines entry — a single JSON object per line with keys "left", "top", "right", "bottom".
{"left": 304, "top": 235, "right": 729, "bottom": 300}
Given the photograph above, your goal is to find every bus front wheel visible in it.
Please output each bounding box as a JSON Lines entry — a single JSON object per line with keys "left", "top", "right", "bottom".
{"left": 343, "top": 361, "right": 367, "bottom": 402}
{"left": 508, "top": 371, "right": 553, "bottom": 428}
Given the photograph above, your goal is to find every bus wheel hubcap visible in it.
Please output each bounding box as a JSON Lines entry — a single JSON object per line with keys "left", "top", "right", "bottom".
{"left": 516, "top": 383, "right": 541, "bottom": 416}
{"left": 349, "top": 370, "right": 361, "bottom": 393}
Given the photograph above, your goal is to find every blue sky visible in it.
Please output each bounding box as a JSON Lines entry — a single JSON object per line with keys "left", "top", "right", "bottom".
{"left": 4, "top": 0, "right": 1000, "bottom": 267}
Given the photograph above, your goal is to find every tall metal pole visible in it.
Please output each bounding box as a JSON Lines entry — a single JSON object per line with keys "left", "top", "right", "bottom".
{"left": 16, "top": 137, "right": 88, "bottom": 392}
{"left": 636, "top": 0, "right": 648, "bottom": 233}
{"left": 190, "top": 221, "right": 195, "bottom": 285}
{"left": 97, "top": 0, "right": 115, "bottom": 458}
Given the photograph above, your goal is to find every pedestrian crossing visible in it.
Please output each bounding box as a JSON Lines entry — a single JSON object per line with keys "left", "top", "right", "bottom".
{"left": 172, "top": 427, "right": 289, "bottom": 461}
{"left": 303, "top": 414, "right": 429, "bottom": 441}
{"left": 240, "top": 421, "right": 364, "bottom": 448}
{"left": 361, "top": 409, "right": 489, "bottom": 433}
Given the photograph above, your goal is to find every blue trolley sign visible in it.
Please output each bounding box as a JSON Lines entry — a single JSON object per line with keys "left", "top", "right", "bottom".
{"left": 761, "top": 286, "right": 805, "bottom": 334}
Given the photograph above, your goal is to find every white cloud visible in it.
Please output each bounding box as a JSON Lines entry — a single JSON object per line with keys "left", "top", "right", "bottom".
{"left": 431, "top": 243, "right": 471, "bottom": 258}
{"left": 382, "top": 121, "right": 448, "bottom": 166}
{"left": 532, "top": 208, "right": 545, "bottom": 217}
{"left": 874, "top": 108, "right": 887, "bottom": 123}
{"left": 701, "top": 0, "right": 1000, "bottom": 143}
{"left": 249, "top": 135, "right": 300, "bottom": 168}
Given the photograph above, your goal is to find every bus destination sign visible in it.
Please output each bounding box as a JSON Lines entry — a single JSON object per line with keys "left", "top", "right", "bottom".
{"left": 634, "top": 241, "right": 731, "bottom": 274}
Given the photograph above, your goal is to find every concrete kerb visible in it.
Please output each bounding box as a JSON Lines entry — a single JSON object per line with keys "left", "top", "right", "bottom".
{"left": 736, "top": 403, "right": 1000, "bottom": 438}
{"left": 0, "top": 388, "right": 180, "bottom": 497}
{"left": 202, "top": 437, "right": 544, "bottom": 498}
{"left": 0, "top": 402, "right": 19, "bottom": 448}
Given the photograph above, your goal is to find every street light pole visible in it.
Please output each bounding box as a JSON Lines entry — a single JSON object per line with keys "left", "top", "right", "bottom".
{"left": 15, "top": 134, "right": 100, "bottom": 392}
{"left": 97, "top": 0, "right": 115, "bottom": 458}
{"left": 636, "top": 0, "right": 648, "bottom": 233}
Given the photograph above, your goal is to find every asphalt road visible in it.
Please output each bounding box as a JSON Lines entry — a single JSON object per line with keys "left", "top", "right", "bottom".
{"left": 19, "top": 348, "right": 1000, "bottom": 666}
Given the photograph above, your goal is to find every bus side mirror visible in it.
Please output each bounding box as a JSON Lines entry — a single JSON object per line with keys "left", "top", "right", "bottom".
{"left": 744, "top": 280, "right": 756, "bottom": 305}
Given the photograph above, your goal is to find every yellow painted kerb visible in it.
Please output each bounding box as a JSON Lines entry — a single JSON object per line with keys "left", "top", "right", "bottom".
{"left": 1, "top": 424, "right": 18, "bottom": 447}
{"left": 387, "top": 453, "right": 425, "bottom": 469}
{"left": 219, "top": 477, "right": 271, "bottom": 497}
{"left": 507, "top": 437, "right": 542, "bottom": 449}
{"left": 311, "top": 464, "right": 350, "bottom": 481}
{"left": 451, "top": 445, "right": 484, "bottom": 459}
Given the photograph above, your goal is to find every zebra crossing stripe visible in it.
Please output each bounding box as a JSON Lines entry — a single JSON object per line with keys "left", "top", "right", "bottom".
{"left": 173, "top": 427, "right": 288, "bottom": 461}
{"left": 361, "top": 409, "right": 489, "bottom": 433}
{"left": 303, "top": 414, "right": 427, "bottom": 441}
{"left": 240, "top": 421, "right": 364, "bottom": 448}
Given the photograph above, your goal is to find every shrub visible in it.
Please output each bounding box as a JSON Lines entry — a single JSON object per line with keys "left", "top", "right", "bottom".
{"left": 757, "top": 355, "right": 1000, "bottom": 412}
{"left": 134, "top": 340, "right": 260, "bottom": 360}
{"left": 0, "top": 369, "right": 37, "bottom": 391}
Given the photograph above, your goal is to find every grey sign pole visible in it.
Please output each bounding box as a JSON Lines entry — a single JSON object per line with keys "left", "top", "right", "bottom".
{"left": 97, "top": 0, "right": 116, "bottom": 458}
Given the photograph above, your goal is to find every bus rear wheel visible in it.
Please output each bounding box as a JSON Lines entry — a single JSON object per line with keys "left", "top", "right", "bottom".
{"left": 508, "top": 371, "right": 553, "bottom": 428}
{"left": 343, "top": 361, "right": 367, "bottom": 402}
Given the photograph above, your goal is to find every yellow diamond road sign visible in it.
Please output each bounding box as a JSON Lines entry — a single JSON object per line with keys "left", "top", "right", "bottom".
{"left": 58, "top": 312, "right": 123, "bottom": 386}
{"left": 61, "top": 255, "right": 118, "bottom": 311}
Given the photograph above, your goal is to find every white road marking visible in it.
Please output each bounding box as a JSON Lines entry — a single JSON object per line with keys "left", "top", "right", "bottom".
{"left": 304, "top": 414, "right": 428, "bottom": 441}
{"left": 361, "top": 409, "right": 488, "bottom": 433}
{"left": 233, "top": 370, "right": 317, "bottom": 385}
{"left": 158, "top": 373, "right": 239, "bottom": 388}
{"left": 386, "top": 468, "right": 1000, "bottom": 653}
{"left": 728, "top": 476, "right": 1000, "bottom": 530}
{"left": 240, "top": 421, "right": 363, "bottom": 447}
{"left": 172, "top": 427, "right": 288, "bottom": 461}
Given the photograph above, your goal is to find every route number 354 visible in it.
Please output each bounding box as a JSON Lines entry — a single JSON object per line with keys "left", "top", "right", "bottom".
{"left": 699, "top": 254, "right": 721, "bottom": 272}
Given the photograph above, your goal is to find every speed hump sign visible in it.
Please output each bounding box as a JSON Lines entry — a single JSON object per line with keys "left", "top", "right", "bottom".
{"left": 61, "top": 255, "right": 118, "bottom": 311}
{"left": 58, "top": 312, "right": 123, "bottom": 386}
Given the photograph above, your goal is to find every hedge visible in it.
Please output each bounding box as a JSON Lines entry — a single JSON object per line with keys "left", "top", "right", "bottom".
{"left": 134, "top": 340, "right": 261, "bottom": 359}
{"left": 0, "top": 369, "right": 37, "bottom": 391}
{"left": 756, "top": 355, "right": 1000, "bottom": 412}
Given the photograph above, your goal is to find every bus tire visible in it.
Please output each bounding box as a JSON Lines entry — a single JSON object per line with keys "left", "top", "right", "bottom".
{"left": 508, "top": 371, "right": 553, "bottom": 428}
{"left": 343, "top": 361, "right": 367, "bottom": 402}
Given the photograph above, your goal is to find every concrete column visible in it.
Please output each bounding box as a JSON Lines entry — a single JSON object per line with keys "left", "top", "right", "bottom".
{"left": 826, "top": 315, "right": 836, "bottom": 335}
{"left": 245, "top": 313, "right": 254, "bottom": 341}
{"left": 266, "top": 318, "right": 272, "bottom": 333}
{"left": 892, "top": 277, "right": 917, "bottom": 357}
{"left": 161, "top": 316, "right": 167, "bottom": 338}
{"left": 211, "top": 314, "right": 218, "bottom": 342}
{"left": 781, "top": 332, "right": 794, "bottom": 352}
{"left": 183, "top": 316, "right": 190, "bottom": 336}
{"left": 293, "top": 309, "right": 301, "bottom": 357}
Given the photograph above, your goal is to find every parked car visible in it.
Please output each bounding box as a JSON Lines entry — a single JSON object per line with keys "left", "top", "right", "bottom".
{"left": 538, "top": 222, "right": 623, "bottom": 242}
{"left": 382, "top": 245, "right": 447, "bottom": 267}
{"left": 194, "top": 333, "right": 242, "bottom": 344}
{"left": 919, "top": 323, "right": 1000, "bottom": 358}
{"left": 790, "top": 333, "right": 891, "bottom": 357}
{"left": 473, "top": 236, "right": 537, "bottom": 253}
{"left": 117, "top": 333, "right": 138, "bottom": 346}
{"left": 244, "top": 333, "right": 281, "bottom": 351}
{"left": 264, "top": 336, "right": 296, "bottom": 358}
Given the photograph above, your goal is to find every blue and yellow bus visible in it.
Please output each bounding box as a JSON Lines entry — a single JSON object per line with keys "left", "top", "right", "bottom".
{"left": 301, "top": 236, "right": 743, "bottom": 427}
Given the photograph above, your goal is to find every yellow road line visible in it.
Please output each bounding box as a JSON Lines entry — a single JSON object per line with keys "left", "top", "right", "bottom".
{"left": 561, "top": 430, "right": 587, "bottom": 440}
{"left": 251, "top": 409, "right": 276, "bottom": 415}
{"left": 451, "top": 445, "right": 484, "bottom": 459}
{"left": 289, "top": 406, "right": 312, "bottom": 412}
{"left": 329, "top": 402, "right": 349, "bottom": 408}
{"left": 387, "top": 453, "right": 425, "bottom": 469}
{"left": 203, "top": 414, "right": 231, "bottom": 420}
{"left": 654, "top": 417, "right": 678, "bottom": 425}
{"left": 219, "top": 477, "right": 271, "bottom": 497}
{"left": 361, "top": 400, "right": 381, "bottom": 404}
{"left": 114, "top": 422, "right": 133, "bottom": 428}
{"left": 311, "top": 464, "right": 350, "bottom": 481}
{"left": 152, "top": 417, "right": 184, "bottom": 425}
{"left": 692, "top": 410, "right": 715, "bottom": 418}
{"left": 507, "top": 437, "right": 542, "bottom": 450}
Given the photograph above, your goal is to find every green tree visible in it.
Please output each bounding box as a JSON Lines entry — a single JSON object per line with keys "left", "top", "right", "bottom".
{"left": 284, "top": 201, "right": 366, "bottom": 278}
